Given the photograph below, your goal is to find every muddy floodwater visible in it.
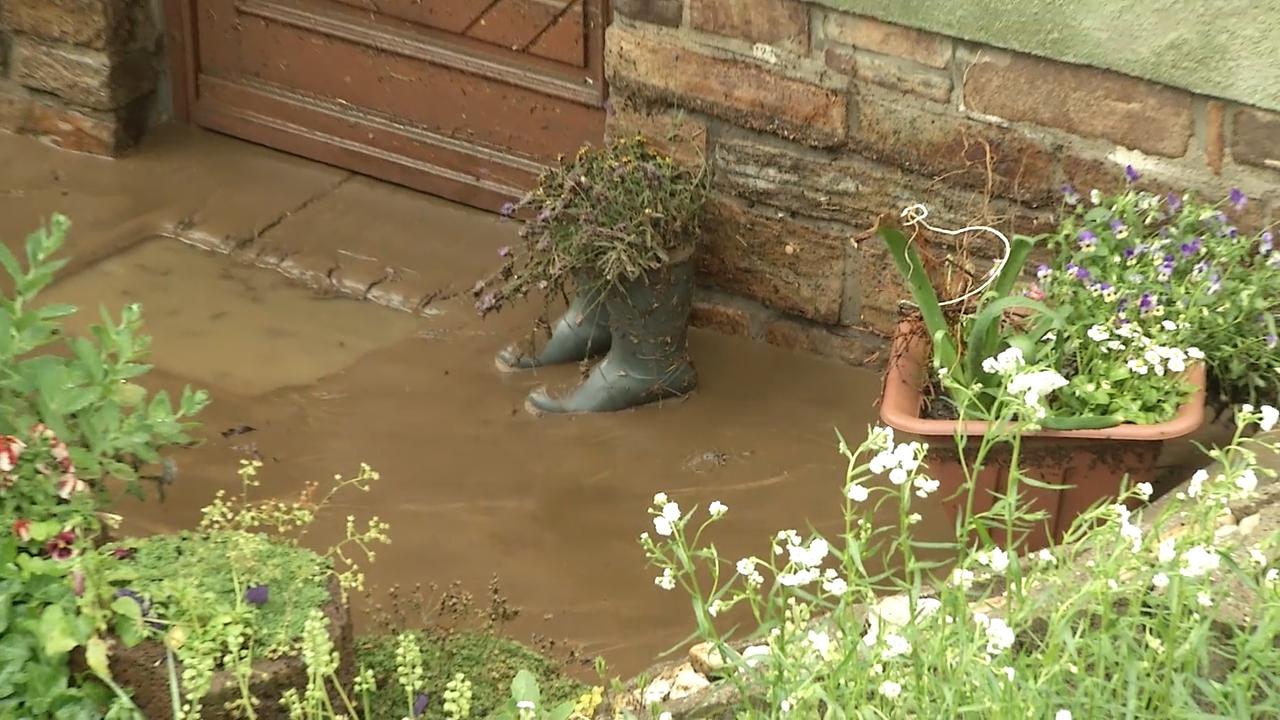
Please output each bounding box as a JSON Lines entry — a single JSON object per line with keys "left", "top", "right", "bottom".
{"left": 41, "top": 236, "right": 926, "bottom": 677}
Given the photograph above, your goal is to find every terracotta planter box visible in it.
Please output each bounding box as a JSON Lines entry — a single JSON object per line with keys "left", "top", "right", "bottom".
{"left": 75, "top": 576, "right": 354, "bottom": 719}
{"left": 879, "top": 322, "right": 1207, "bottom": 552}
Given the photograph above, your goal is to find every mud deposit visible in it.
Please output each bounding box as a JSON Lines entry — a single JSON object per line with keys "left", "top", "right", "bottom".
{"left": 42, "top": 237, "right": 927, "bottom": 678}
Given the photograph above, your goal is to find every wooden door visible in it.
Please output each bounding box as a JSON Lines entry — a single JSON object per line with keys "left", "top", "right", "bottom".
{"left": 184, "top": 0, "right": 608, "bottom": 211}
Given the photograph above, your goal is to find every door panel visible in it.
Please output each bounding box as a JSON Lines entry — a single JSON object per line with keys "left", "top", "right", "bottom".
{"left": 188, "top": 0, "right": 607, "bottom": 211}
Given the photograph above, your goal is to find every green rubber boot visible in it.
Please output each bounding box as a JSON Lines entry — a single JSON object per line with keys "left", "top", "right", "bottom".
{"left": 526, "top": 259, "right": 698, "bottom": 414}
{"left": 494, "top": 279, "right": 612, "bottom": 372}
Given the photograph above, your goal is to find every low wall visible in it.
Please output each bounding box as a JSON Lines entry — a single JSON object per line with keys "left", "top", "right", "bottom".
{"left": 0, "top": 0, "right": 165, "bottom": 155}
{"left": 607, "top": 0, "right": 1280, "bottom": 367}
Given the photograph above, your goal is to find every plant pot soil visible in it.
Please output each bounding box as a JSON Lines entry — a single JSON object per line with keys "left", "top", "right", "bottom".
{"left": 74, "top": 576, "right": 354, "bottom": 719}
{"left": 879, "top": 321, "right": 1207, "bottom": 552}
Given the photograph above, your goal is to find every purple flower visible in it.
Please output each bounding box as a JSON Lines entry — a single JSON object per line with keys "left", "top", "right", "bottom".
{"left": 1125, "top": 165, "right": 1140, "bottom": 183}
{"left": 245, "top": 584, "right": 269, "bottom": 607}
{"left": 1061, "top": 185, "right": 1080, "bottom": 205}
{"left": 499, "top": 202, "right": 515, "bottom": 218}
{"left": 1123, "top": 245, "right": 1146, "bottom": 263}
{"left": 1207, "top": 273, "right": 1222, "bottom": 295}
{"left": 1078, "top": 229, "right": 1098, "bottom": 249}
{"left": 1261, "top": 231, "right": 1274, "bottom": 255}
{"left": 1166, "top": 192, "right": 1182, "bottom": 212}
{"left": 1269, "top": 334, "right": 1278, "bottom": 350}
{"left": 1139, "top": 292, "right": 1157, "bottom": 315}
{"left": 1229, "top": 188, "right": 1247, "bottom": 210}
{"left": 497, "top": 246, "right": 511, "bottom": 258}
{"left": 1036, "top": 264, "right": 1052, "bottom": 279}
{"left": 111, "top": 546, "right": 137, "bottom": 561}
{"left": 476, "top": 293, "right": 497, "bottom": 314}
{"left": 537, "top": 209, "right": 551, "bottom": 221}
{"left": 414, "top": 693, "right": 429, "bottom": 717}
{"left": 1180, "top": 239, "right": 1202, "bottom": 257}
{"left": 1157, "top": 255, "right": 1176, "bottom": 282}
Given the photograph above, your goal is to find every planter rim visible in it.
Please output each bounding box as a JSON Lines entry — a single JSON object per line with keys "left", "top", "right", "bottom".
{"left": 879, "top": 321, "right": 1207, "bottom": 440}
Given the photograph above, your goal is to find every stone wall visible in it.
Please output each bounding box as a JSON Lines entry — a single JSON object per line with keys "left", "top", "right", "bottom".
{"left": 0, "top": 0, "right": 164, "bottom": 155}
{"left": 606, "top": 0, "right": 1280, "bottom": 368}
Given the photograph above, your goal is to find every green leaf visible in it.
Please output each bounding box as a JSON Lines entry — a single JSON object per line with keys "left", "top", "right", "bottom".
{"left": 964, "top": 295, "right": 1063, "bottom": 382}
{"left": 0, "top": 245, "right": 24, "bottom": 284}
{"left": 38, "top": 605, "right": 80, "bottom": 658}
{"left": 109, "top": 382, "right": 147, "bottom": 408}
{"left": 85, "top": 636, "right": 112, "bottom": 681}
{"left": 546, "top": 701, "right": 577, "bottom": 720}
{"left": 989, "top": 234, "right": 1036, "bottom": 300}
{"left": 37, "top": 303, "right": 78, "bottom": 321}
{"left": 876, "top": 221, "right": 958, "bottom": 368}
{"left": 511, "top": 669, "right": 539, "bottom": 706}
{"left": 0, "top": 593, "right": 10, "bottom": 634}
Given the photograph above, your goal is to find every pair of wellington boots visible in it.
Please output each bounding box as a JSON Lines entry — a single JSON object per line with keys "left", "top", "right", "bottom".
{"left": 495, "top": 261, "right": 698, "bottom": 414}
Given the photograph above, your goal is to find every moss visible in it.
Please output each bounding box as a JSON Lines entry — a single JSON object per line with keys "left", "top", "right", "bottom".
{"left": 354, "top": 629, "right": 587, "bottom": 720}
{"left": 114, "top": 530, "right": 332, "bottom": 656}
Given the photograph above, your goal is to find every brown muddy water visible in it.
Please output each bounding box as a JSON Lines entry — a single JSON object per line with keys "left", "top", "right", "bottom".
{"left": 41, "top": 237, "right": 930, "bottom": 678}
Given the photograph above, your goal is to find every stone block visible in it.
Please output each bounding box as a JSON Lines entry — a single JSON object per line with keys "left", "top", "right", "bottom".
{"left": 13, "top": 36, "right": 156, "bottom": 111}
{"left": 688, "top": 0, "right": 809, "bottom": 54}
{"left": 822, "top": 12, "right": 952, "bottom": 69}
{"left": 612, "top": 0, "right": 683, "bottom": 27}
{"left": 761, "top": 316, "right": 888, "bottom": 367}
{"left": 2, "top": 0, "right": 157, "bottom": 50}
{"left": 605, "top": 101, "right": 708, "bottom": 166}
{"left": 605, "top": 24, "right": 848, "bottom": 148}
{"left": 962, "top": 48, "right": 1194, "bottom": 158}
{"left": 824, "top": 47, "right": 952, "bottom": 105}
{"left": 0, "top": 80, "right": 34, "bottom": 133}
{"left": 1232, "top": 107, "right": 1280, "bottom": 171}
{"left": 847, "top": 84, "right": 1055, "bottom": 206}
{"left": 690, "top": 296, "right": 754, "bottom": 336}
{"left": 712, "top": 130, "right": 1052, "bottom": 242}
{"left": 26, "top": 91, "right": 150, "bottom": 156}
{"left": 697, "top": 196, "right": 846, "bottom": 323}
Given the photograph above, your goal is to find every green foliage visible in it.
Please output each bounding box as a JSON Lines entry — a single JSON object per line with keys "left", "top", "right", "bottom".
{"left": 354, "top": 629, "right": 586, "bottom": 720}
{"left": 474, "top": 134, "right": 710, "bottom": 318}
{"left": 0, "top": 213, "right": 208, "bottom": 504}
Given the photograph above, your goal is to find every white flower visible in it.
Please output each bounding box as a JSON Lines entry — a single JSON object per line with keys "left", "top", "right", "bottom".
{"left": 1056, "top": 711, "right": 1073, "bottom": 720}
{"left": 1036, "top": 548, "right": 1056, "bottom": 564}
{"left": 1157, "top": 538, "right": 1177, "bottom": 564}
{"left": 913, "top": 476, "right": 940, "bottom": 498}
{"left": 517, "top": 700, "right": 536, "bottom": 710}
{"left": 653, "top": 492, "right": 668, "bottom": 505}
{"left": 654, "top": 568, "right": 676, "bottom": 590}
{"left": 1087, "top": 325, "right": 1110, "bottom": 342}
{"left": 1187, "top": 347, "right": 1204, "bottom": 359}
{"left": 869, "top": 450, "right": 896, "bottom": 475}
{"left": 778, "top": 568, "right": 820, "bottom": 587}
{"left": 653, "top": 516, "right": 673, "bottom": 537}
{"left": 999, "top": 666, "right": 1015, "bottom": 681}
{"left": 1267, "top": 568, "right": 1279, "bottom": 584}
{"left": 847, "top": 484, "right": 870, "bottom": 503}
{"left": 1250, "top": 548, "right": 1268, "bottom": 566}
{"left": 1180, "top": 546, "right": 1220, "bottom": 578}
{"left": 708, "top": 600, "right": 723, "bottom": 617}
{"left": 1188, "top": 468, "right": 1209, "bottom": 498}
{"left": 881, "top": 634, "right": 912, "bottom": 660}
{"left": 974, "top": 613, "right": 1015, "bottom": 656}
{"left": 806, "top": 630, "right": 834, "bottom": 660}
{"left": 661, "top": 502, "right": 681, "bottom": 521}
{"left": 822, "top": 575, "right": 849, "bottom": 596}
{"left": 1197, "top": 591, "right": 1213, "bottom": 607}
{"left": 1120, "top": 521, "right": 1143, "bottom": 552}
{"left": 737, "top": 558, "right": 756, "bottom": 576}
{"left": 950, "top": 568, "right": 975, "bottom": 589}
{"left": 708, "top": 500, "right": 727, "bottom": 518}
{"left": 1161, "top": 319, "right": 1178, "bottom": 331}
{"left": 907, "top": 512, "right": 922, "bottom": 524}
{"left": 1090, "top": 189, "right": 1102, "bottom": 205}
{"left": 1262, "top": 405, "right": 1280, "bottom": 432}
{"left": 1236, "top": 469, "right": 1260, "bottom": 495}
{"left": 1151, "top": 572, "right": 1169, "bottom": 590}
{"left": 878, "top": 680, "right": 902, "bottom": 700}
{"left": 982, "top": 347, "right": 1025, "bottom": 376}
{"left": 976, "top": 548, "right": 1010, "bottom": 574}
{"left": 1135, "top": 482, "right": 1154, "bottom": 500}
{"left": 888, "top": 467, "right": 909, "bottom": 485}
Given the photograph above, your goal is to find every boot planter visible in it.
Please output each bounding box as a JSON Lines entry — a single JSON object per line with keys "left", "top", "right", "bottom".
{"left": 879, "top": 322, "right": 1207, "bottom": 552}
{"left": 526, "top": 257, "right": 698, "bottom": 414}
{"left": 494, "top": 274, "right": 612, "bottom": 372}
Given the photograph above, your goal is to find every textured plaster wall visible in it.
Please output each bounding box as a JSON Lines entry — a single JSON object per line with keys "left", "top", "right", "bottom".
{"left": 812, "top": 0, "right": 1280, "bottom": 112}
